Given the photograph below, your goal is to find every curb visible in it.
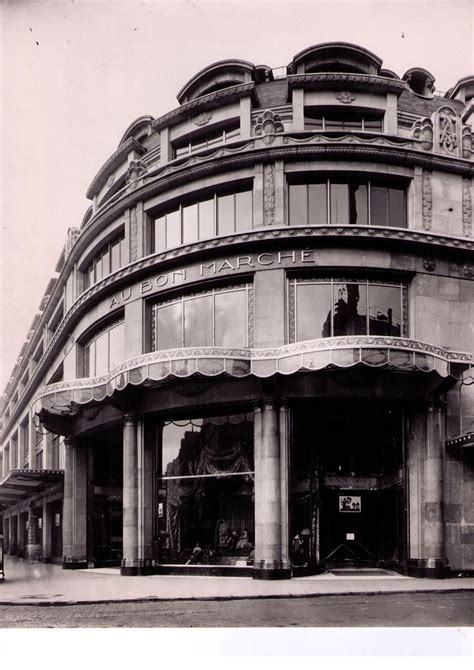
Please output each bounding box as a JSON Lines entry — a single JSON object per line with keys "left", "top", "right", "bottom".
{"left": 0, "top": 587, "right": 473, "bottom": 607}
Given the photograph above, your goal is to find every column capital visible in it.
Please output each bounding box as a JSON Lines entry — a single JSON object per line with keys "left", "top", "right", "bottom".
{"left": 123, "top": 413, "right": 137, "bottom": 426}
{"left": 428, "top": 397, "right": 447, "bottom": 414}
{"left": 64, "top": 437, "right": 75, "bottom": 449}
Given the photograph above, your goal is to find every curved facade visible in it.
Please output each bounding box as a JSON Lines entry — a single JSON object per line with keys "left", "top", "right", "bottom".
{"left": 1, "top": 42, "right": 474, "bottom": 579}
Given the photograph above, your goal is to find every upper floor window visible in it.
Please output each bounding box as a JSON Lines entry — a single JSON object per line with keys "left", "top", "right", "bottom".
{"left": 152, "top": 284, "right": 253, "bottom": 351}
{"left": 289, "top": 277, "right": 408, "bottom": 342}
{"left": 84, "top": 234, "right": 126, "bottom": 289}
{"left": 83, "top": 319, "right": 125, "bottom": 378}
{"left": 173, "top": 122, "right": 240, "bottom": 158}
{"left": 288, "top": 177, "right": 406, "bottom": 228}
{"left": 151, "top": 187, "right": 253, "bottom": 253}
{"left": 304, "top": 107, "right": 384, "bottom": 132}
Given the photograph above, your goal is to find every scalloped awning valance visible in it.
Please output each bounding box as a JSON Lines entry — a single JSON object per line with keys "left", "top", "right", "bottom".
{"left": 33, "top": 336, "right": 471, "bottom": 418}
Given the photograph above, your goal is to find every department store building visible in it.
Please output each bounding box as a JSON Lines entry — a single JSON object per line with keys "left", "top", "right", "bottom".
{"left": 1, "top": 42, "right": 473, "bottom": 579}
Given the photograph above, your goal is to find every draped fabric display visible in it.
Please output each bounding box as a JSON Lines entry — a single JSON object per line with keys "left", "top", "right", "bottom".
{"left": 158, "top": 415, "right": 255, "bottom": 565}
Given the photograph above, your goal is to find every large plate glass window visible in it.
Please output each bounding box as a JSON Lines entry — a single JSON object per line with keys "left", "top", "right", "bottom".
{"left": 156, "top": 413, "right": 254, "bottom": 566}
{"left": 151, "top": 187, "right": 253, "bottom": 253}
{"left": 288, "top": 177, "right": 406, "bottom": 228}
{"left": 83, "top": 319, "right": 125, "bottom": 377}
{"left": 289, "top": 278, "right": 407, "bottom": 341}
{"left": 152, "top": 284, "right": 253, "bottom": 351}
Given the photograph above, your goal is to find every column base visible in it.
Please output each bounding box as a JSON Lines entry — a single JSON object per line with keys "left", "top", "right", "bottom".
{"left": 62, "top": 557, "right": 88, "bottom": 570}
{"left": 26, "top": 544, "right": 42, "bottom": 561}
{"left": 407, "top": 558, "right": 449, "bottom": 579}
{"left": 253, "top": 560, "right": 292, "bottom": 580}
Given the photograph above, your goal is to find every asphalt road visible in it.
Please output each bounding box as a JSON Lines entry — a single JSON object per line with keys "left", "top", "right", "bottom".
{"left": 0, "top": 592, "right": 472, "bottom": 628}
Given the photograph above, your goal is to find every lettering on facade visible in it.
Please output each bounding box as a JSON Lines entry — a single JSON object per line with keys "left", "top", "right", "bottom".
{"left": 110, "top": 251, "right": 317, "bottom": 308}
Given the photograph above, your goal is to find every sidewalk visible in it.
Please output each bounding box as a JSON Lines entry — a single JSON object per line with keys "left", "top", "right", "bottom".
{"left": 0, "top": 557, "right": 472, "bottom": 606}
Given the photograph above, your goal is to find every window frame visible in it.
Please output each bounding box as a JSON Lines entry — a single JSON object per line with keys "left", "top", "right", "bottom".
{"left": 287, "top": 176, "right": 407, "bottom": 228}
{"left": 150, "top": 185, "right": 254, "bottom": 254}
{"left": 151, "top": 283, "right": 254, "bottom": 351}
{"left": 81, "top": 317, "right": 125, "bottom": 378}
{"left": 84, "top": 233, "right": 126, "bottom": 289}
{"left": 288, "top": 276, "right": 409, "bottom": 343}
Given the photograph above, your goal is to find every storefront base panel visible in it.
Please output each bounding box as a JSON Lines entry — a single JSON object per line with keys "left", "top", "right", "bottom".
{"left": 62, "top": 558, "right": 88, "bottom": 570}
{"left": 253, "top": 567, "right": 292, "bottom": 580}
{"left": 155, "top": 564, "right": 252, "bottom": 578}
{"left": 407, "top": 558, "right": 449, "bottom": 579}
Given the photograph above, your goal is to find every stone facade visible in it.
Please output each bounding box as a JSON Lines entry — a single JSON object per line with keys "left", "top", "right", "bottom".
{"left": 1, "top": 42, "right": 473, "bottom": 579}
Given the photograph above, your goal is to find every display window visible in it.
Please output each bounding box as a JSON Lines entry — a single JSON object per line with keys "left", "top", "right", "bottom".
{"left": 156, "top": 414, "right": 254, "bottom": 566}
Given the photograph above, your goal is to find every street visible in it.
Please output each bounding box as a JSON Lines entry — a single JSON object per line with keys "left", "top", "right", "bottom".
{"left": 0, "top": 592, "right": 472, "bottom": 627}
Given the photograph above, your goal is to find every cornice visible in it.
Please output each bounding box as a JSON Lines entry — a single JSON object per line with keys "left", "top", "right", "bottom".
{"left": 287, "top": 73, "right": 407, "bottom": 96}
{"left": 32, "top": 336, "right": 471, "bottom": 420}
{"left": 86, "top": 137, "right": 147, "bottom": 200}
{"left": 152, "top": 83, "right": 258, "bottom": 132}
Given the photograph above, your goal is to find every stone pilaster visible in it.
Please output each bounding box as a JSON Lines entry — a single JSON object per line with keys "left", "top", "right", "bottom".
{"left": 137, "top": 420, "right": 154, "bottom": 574}
{"left": 407, "top": 401, "right": 449, "bottom": 578}
{"left": 121, "top": 414, "right": 139, "bottom": 575}
{"left": 42, "top": 499, "right": 52, "bottom": 562}
{"left": 17, "top": 513, "right": 26, "bottom": 558}
{"left": 253, "top": 398, "right": 291, "bottom": 579}
{"left": 62, "top": 438, "right": 88, "bottom": 569}
{"left": 26, "top": 508, "right": 41, "bottom": 561}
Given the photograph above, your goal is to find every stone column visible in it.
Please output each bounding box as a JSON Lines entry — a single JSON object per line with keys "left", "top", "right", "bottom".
{"left": 279, "top": 403, "right": 290, "bottom": 571}
{"left": 62, "top": 438, "right": 88, "bottom": 569}
{"left": 26, "top": 508, "right": 41, "bottom": 560}
{"left": 122, "top": 414, "right": 139, "bottom": 575}
{"left": 43, "top": 432, "right": 53, "bottom": 470}
{"left": 9, "top": 517, "right": 18, "bottom": 556}
{"left": 137, "top": 419, "right": 154, "bottom": 575}
{"left": 17, "top": 512, "right": 25, "bottom": 558}
{"left": 253, "top": 399, "right": 291, "bottom": 579}
{"left": 407, "top": 401, "right": 449, "bottom": 578}
{"left": 42, "top": 499, "right": 52, "bottom": 562}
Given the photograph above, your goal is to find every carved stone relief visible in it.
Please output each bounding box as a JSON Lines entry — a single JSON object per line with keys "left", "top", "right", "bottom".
{"left": 411, "top": 117, "right": 433, "bottom": 151}
{"left": 65, "top": 227, "right": 81, "bottom": 259}
{"left": 194, "top": 111, "right": 212, "bottom": 126}
{"left": 422, "top": 169, "right": 432, "bottom": 230}
{"left": 462, "top": 177, "right": 472, "bottom": 237}
{"left": 422, "top": 258, "right": 436, "bottom": 272}
{"left": 126, "top": 159, "right": 147, "bottom": 188}
{"left": 462, "top": 126, "right": 473, "bottom": 159}
{"left": 255, "top": 110, "right": 284, "bottom": 145}
{"left": 437, "top": 106, "right": 458, "bottom": 154}
{"left": 263, "top": 164, "right": 275, "bottom": 225}
{"left": 335, "top": 91, "right": 356, "bottom": 104}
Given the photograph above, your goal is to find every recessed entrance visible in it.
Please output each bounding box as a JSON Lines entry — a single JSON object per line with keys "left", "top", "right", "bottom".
{"left": 290, "top": 401, "right": 406, "bottom": 572}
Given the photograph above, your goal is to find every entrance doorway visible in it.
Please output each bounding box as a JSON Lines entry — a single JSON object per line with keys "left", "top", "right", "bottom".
{"left": 290, "top": 401, "right": 406, "bottom": 572}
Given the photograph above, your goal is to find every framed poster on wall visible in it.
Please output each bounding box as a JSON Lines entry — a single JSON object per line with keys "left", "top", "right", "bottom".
{"left": 339, "top": 495, "right": 361, "bottom": 512}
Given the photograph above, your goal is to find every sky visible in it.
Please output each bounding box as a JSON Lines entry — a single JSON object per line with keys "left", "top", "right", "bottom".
{"left": 1, "top": 0, "right": 473, "bottom": 392}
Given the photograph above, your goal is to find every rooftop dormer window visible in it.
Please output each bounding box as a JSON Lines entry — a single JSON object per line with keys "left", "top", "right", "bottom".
{"left": 173, "top": 121, "right": 240, "bottom": 158}
{"left": 304, "top": 107, "right": 384, "bottom": 132}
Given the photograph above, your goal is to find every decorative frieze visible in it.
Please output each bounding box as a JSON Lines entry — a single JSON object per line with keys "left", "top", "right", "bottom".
{"left": 263, "top": 163, "right": 275, "bottom": 225}
{"left": 422, "top": 169, "right": 433, "bottom": 230}
{"left": 462, "top": 177, "right": 472, "bottom": 237}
